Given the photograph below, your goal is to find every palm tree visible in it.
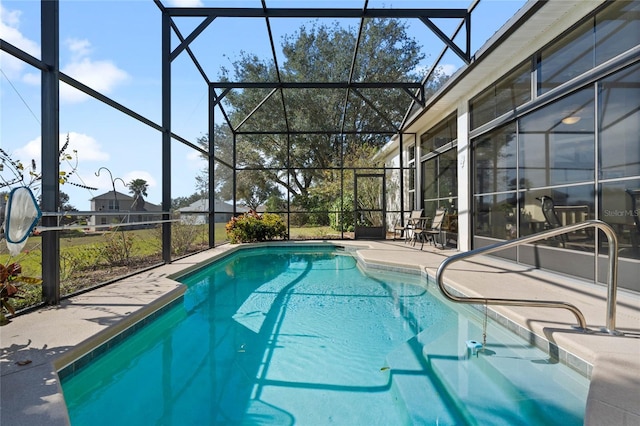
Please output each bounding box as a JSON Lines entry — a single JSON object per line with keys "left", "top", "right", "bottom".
{"left": 127, "top": 178, "right": 148, "bottom": 214}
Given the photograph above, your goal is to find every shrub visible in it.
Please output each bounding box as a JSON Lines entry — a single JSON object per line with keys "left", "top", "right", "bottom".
{"left": 329, "top": 193, "right": 354, "bottom": 231}
{"left": 60, "top": 245, "right": 102, "bottom": 280}
{"left": 226, "top": 211, "right": 287, "bottom": 243}
{"left": 100, "top": 232, "right": 135, "bottom": 266}
{"left": 261, "top": 212, "right": 287, "bottom": 240}
{"left": 170, "top": 218, "right": 203, "bottom": 256}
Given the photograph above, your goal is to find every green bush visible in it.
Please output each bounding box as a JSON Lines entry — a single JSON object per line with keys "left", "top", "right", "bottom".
{"left": 170, "top": 218, "right": 204, "bottom": 256}
{"left": 329, "top": 193, "right": 354, "bottom": 231}
{"left": 100, "top": 232, "right": 135, "bottom": 265}
{"left": 60, "top": 245, "right": 102, "bottom": 280}
{"left": 226, "top": 211, "right": 287, "bottom": 243}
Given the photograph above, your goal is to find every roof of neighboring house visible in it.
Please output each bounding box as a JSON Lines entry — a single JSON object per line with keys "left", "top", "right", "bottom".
{"left": 90, "top": 191, "right": 134, "bottom": 201}
{"left": 177, "top": 199, "right": 249, "bottom": 213}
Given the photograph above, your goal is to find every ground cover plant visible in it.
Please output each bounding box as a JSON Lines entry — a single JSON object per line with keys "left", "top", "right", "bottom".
{"left": 0, "top": 223, "right": 224, "bottom": 316}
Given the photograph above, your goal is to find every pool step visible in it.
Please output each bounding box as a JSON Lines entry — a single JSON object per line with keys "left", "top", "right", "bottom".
{"left": 386, "top": 323, "right": 473, "bottom": 425}
{"left": 388, "top": 318, "right": 587, "bottom": 425}
{"left": 421, "top": 321, "right": 586, "bottom": 425}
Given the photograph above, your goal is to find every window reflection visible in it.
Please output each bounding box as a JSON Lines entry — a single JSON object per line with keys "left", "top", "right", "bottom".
{"left": 601, "top": 180, "right": 640, "bottom": 259}
{"left": 422, "top": 149, "right": 458, "bottom": 215}
{"left": 474, "top": 193, "right": 518, "bottom": 240}
{"left": 473, "top": 123, "right": 517, "bottom": 194}
{"left": 538, "top": 19, "right": 594, "bottom": 94}
{"left": 470, "top": 2, "right": 639, "bottom": 263}
{"left": 438, "top": 149, "right": 457, "bottom": 201}
{"left": 520, "top": 186, "right": 595, "bottom": 251}
{"left": 595, "top": 1, "right": 640, "bottom": 66}
{"left": 519, "top": 88, "right": 595, "bottom": 188}
{"left": 420, "top": 113, "right": 457, "bottom": 152}
{"left": 599, "top": 63, "right": 640, "bottom": 179}
{"left": 470, "top": 61, "right": 531, "bottom": 130}
{"left": 422, "top": 158, "right": 437, "bottom": 200}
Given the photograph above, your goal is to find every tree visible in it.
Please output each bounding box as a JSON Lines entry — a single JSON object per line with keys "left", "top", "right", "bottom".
{"left": 37, "top": 191, "right": 76, "bottom": 212}
{"left": 195, "top": 130, "right": 281, "bottom": 211}
{"left": 205, "top": 19, "right": 428, "bottom": 214}
{"left": 171, "top": 192, "right": 203, "bottom": 210}
{"left": 127, "top": 179, "right": 148, "bottom": 212}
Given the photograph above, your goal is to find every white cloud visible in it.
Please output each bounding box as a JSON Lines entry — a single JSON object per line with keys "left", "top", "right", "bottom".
{"left": 0, "top": 5, "right": 40, "bottom": 78}
{"left": 8, "top": 23, "right": 130, "bottom": 103}
{"left": 121, "top": 171, "right": 157, "bottom": 190}
{"left": 21, "top": 72, "right": 40, "bottom": 86}
{"left": 10, "top": 134, "right": 158, "bottom": 199}
{"left": 60, "top": 38, "right": 130, "bottom": 103}
{"left": 61, "top": 58, "right": 129, "bottom": 103}
{"left": 87, "top": 171, "right": 127, "bottom": 194}
{"left": 166, "top": 0, "right": 204, "bottom": 6}
{"left": 186, "top": 149, "right": 206, "bottom": 165}
{"left": 438, "top": 63, "right": 458, "bottom": 76}
{"left": 65, "top": 38, "right": 93, "bottom": 61}
{"left": 13, "top": 132, "right": 110, "bottom": 167}
{"left": 7, "top": 133, "right": 110, "bottom": 197}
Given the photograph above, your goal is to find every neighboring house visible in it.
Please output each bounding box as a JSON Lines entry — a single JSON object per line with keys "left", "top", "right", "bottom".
{"left": 177, "top": 199, "right": 250, "bottom": 224}
{"left": 88, "top": 191, "right": 162, "bottom": 231}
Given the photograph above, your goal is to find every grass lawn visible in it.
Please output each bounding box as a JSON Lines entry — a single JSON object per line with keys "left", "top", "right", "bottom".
{"left": 1, "top": 222, "right": 352, "bottom": 313}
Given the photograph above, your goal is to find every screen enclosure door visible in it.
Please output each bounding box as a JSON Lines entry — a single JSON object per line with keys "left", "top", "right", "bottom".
{"left": 354, "top": 173, "right": 386, "bottom": 239}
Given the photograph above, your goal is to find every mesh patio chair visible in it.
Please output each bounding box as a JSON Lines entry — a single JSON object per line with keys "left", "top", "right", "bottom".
{"left": 417, "top": 208, "right": 447, "bottom": 250}
{"left": 537, "top": 195, "right": 568, "bottom": 246}
{"left": 393, "top": 209, "right": 423, "bottom": 241}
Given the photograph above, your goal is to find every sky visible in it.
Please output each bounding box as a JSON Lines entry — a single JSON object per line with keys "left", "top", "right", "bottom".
{"left": 0, "top": 0, "right": 526, "bottom": 211}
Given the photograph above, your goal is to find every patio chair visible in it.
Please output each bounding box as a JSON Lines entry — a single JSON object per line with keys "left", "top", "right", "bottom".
{"left": 536, "top": 196, "right": 568, "bottom": 246}
{"left": 537, "top": 196, "right": 595, "bottom": 249}
{"left": 417, "top": 208, "right": 447, "bottom": 250}
{"left": 393, "top": 209, "right": 423, "bottom": 241}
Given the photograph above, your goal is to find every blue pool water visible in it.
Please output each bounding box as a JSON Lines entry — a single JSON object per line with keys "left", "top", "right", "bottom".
{"left": 61, "top": 246, "right": 589, "bottom": 425}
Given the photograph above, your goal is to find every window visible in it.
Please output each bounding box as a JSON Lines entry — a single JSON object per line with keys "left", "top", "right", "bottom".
{"left": 595, "top": 1, "right": 640, "bottom": 66}
{"left": 420, "top": 113, "right": 457, "bottom": 152}
{"left": 421, "top": 150, "right": 458, "bottom": 217}
{"left": 538, "top": 19, "right": 594, "bottom": 94}
{"left": 519, "top": 88, "right": 595, "bottom": 188}
{"left": 473, "top": 123, "right": 517, "bottom": 194}
{"left": 470, "top": 62, "right": 531, "bottom": 129}
{"left": 472, "top": 123, "right": 517, "bottom": 240}
{"left": 469, "top": 0, "right": 639, "bottom": 267}
{"left": 598, "top": 63, "right": 640, "bottom": 179}
{"left": 473, "top": 192, "right": 517, "bottom": 239}
{"left": 420, "top": 113, "right": 458, "bottom": 218}
{"left": 600, "top": 179, "right": 640, "bottom": 254}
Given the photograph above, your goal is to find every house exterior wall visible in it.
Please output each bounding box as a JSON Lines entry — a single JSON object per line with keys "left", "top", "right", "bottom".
{"left": 381, "top": 0, "right": 639, "bottom": 291}
{"left": 177, "top": 199, "right": 248, "bottom": 225}
{"left": 88, "top": 191, "right": 162, "bottom": 231}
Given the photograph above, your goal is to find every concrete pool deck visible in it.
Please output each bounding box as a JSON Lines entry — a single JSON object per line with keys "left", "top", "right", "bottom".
{"left": 1, "top": 240, "right": 639, "bottom": 425}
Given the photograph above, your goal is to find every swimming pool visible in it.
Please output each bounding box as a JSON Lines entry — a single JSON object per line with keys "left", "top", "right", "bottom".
{"left": 61, "top": 245, "right": 589, "bottom": 425}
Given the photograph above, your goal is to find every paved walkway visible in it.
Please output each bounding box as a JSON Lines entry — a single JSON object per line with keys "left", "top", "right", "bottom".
{"left": 1, "top": 241, "right": 639, "bottom": 425}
